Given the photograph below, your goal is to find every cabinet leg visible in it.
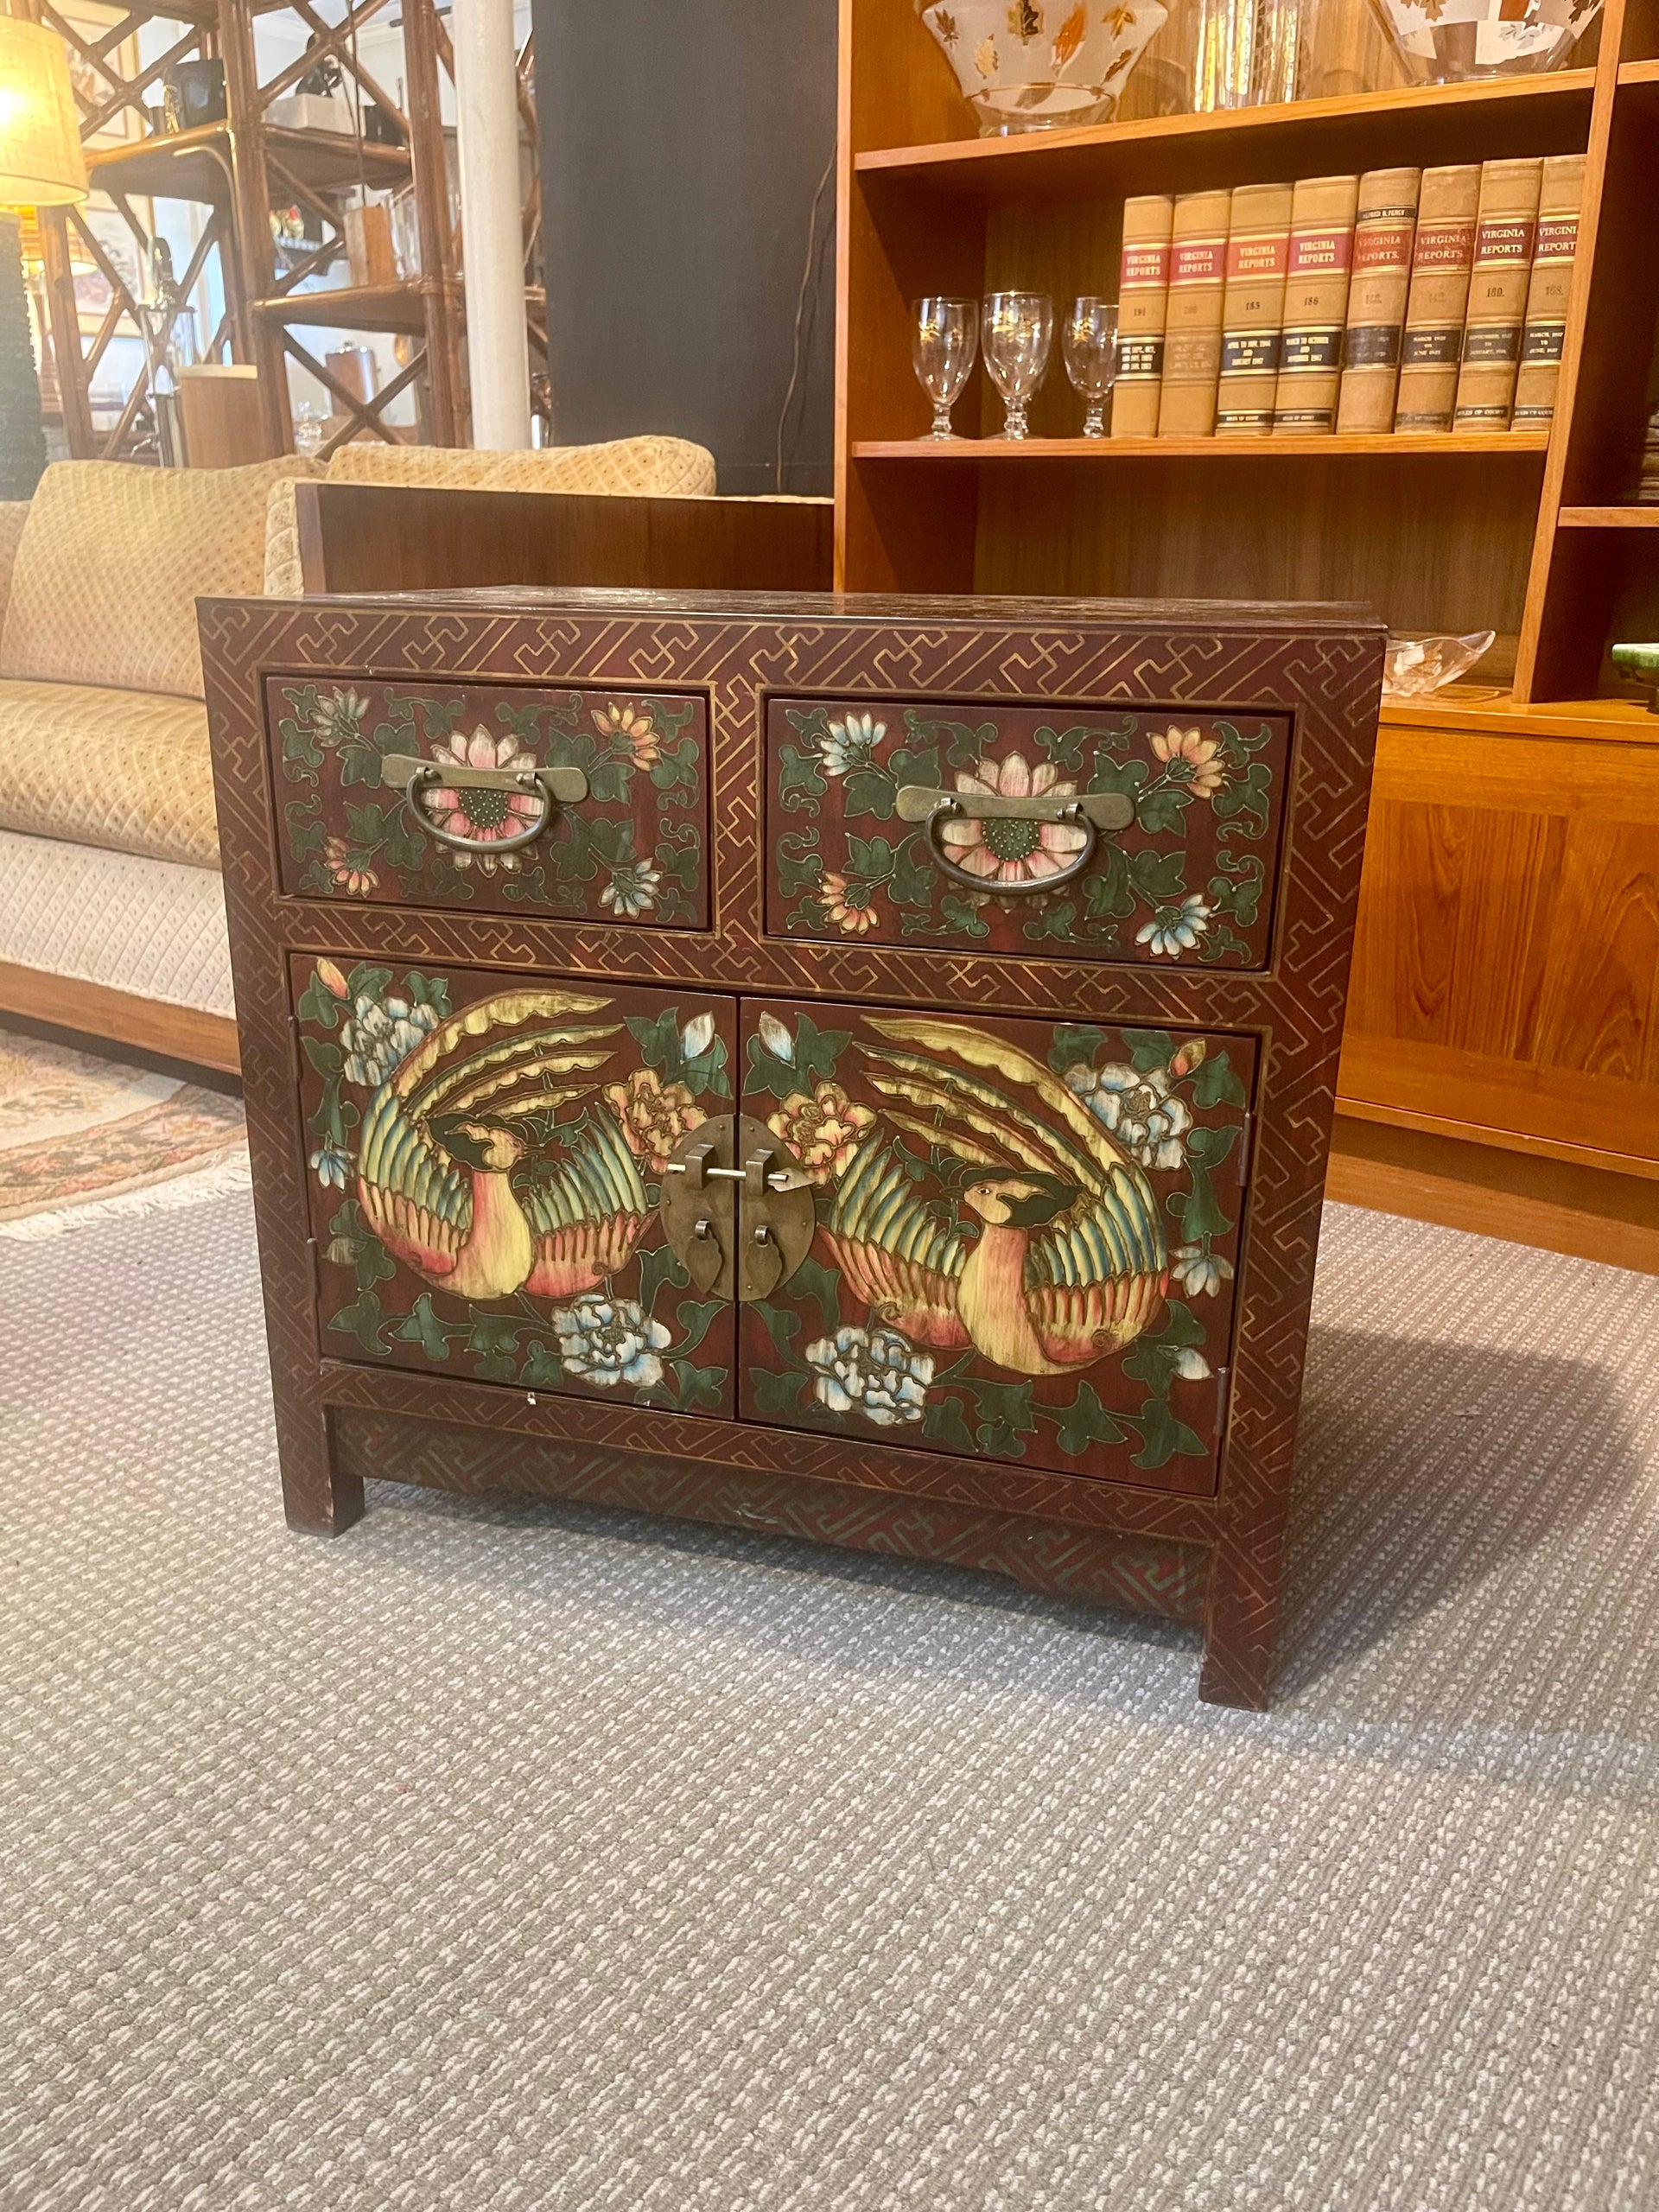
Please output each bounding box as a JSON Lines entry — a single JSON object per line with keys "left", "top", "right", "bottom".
{"left": 276, "top": 1403, "right": 365, "bottom": 1537}
{"left": 1198, "top": 1542, "right": 1279, "bottom": 1710}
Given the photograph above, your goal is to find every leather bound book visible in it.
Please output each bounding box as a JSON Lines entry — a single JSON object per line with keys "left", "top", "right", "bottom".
{"left": 1511, "top": 154, "right": 1586, "bottom": 430}
{"left": 1272, "top": 175, "right": 1360, "bottom": 435}
{"left": 1157, "top": 188, "right": 1231, "bottom": 438}
{"left": 1394, "top": 164, "right": 1481, "bottom": 433}
{"left": 1336, "top": 168, "right": 1421, "bottom": 435}
{"left": 1454, "top": 157, "right": 1543, "bottom": 432}
{"left": 1112, "top": 194, "right": 1176, "bottom": 438}
{"left": 1215, "top": 181, "right": 1294, "bottom": 436}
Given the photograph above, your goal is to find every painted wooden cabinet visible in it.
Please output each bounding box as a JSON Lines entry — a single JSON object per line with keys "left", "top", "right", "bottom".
{"left": 202, "top": 588, "right": 1383, "bottom": 1709}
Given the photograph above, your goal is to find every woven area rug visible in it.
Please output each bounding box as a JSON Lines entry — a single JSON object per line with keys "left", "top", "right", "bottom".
{"left": 0, "top": 1025, "right": 247, "bottom": 1236}
{"left": 2, "top": 1192, "right": 1656, "bottom": 2211}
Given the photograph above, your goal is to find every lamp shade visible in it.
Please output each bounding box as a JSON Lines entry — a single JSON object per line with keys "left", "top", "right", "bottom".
{"left": 0, "top": 18, "right": 87, "bottom": 208}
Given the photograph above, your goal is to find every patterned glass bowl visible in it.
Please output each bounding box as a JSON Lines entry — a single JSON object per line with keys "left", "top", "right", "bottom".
{"left": 918, "top": 0, "right": 1169, "bottom": 134}
{"left": 1382, "top": 631, "right": 1497, "bottom": 698}
{"left": 1370, "top": 0, "right": 1601, "bottom": 82}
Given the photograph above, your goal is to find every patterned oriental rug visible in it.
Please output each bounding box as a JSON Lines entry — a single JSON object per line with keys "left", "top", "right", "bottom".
{"left": 1, "top": 1192, "right": 1656, "bottom": 2210}
{"left": 0, "top": 1025, "right": 247, "bottom": 1236}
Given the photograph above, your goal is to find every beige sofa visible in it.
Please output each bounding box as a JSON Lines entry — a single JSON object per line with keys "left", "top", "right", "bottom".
{"left": 0, "top": 435, "right": 716, "bottom": 1068}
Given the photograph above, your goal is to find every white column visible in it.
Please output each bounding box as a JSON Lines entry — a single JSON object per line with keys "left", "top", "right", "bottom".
{"left": 453, "top": 0, "right": 531, "bottom": 449}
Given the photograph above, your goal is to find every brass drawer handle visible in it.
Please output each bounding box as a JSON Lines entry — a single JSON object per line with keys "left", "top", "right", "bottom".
{"left": 380, "top": 753, "right": 590, "bottom": 855}
{"left": 895, "top": 784, "right": 1135, "bottom": 899}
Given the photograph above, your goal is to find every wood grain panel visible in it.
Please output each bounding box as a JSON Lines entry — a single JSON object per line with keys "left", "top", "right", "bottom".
{"left": 1532, "top": 822, "right": 1659, "bottom": 1083}
{"left": 0, "top": 963, "right": 240, "bottom": 1076}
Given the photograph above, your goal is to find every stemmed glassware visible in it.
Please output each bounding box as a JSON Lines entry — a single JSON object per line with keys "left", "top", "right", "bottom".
{"left": 1064, "top": 296, "right": 1119, "bottom": 438}
{"left": 982, "top": 292, "right": 1053, "bottom": 441}
{"left": 912, "top": 297, "right": 979, "bottom": 440}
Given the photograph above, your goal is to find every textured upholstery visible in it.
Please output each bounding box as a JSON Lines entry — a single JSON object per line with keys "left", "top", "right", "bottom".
{"left": 0, "top": 502, "right": 29, "bottom": 629}
{"left": 326, "top": 434, "right": 717, "bottom": 499}
{"left": 0, "top": 826, "right": 232, "bottom": 1014}
{"left": 263, "top": 478, "right": 304, "bottom": 598}
{"left": 0, "top": 456, "right": 318, "bottom": 701}
{"left": 0, "top": 679, "right": 215, "bottom": 868}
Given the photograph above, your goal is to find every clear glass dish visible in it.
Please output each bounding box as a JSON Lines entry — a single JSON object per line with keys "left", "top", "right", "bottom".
{"left": 1382, "top": 630, "right": 1497, "bottom": 698}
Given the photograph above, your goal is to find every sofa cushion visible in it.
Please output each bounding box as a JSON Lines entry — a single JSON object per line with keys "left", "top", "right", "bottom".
{"left": 327, "top": 434, "right": 717, "bottom": 499}
{"left": 0, "top": 678, "right": 217, "bottom": 868}
{"left": 0, "top": 455, "right": 319, "bottom": 701}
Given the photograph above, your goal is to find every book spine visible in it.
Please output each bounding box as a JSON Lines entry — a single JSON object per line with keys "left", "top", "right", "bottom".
{"left": 1394, "top": 164, "right": 1481, "bottom": 433}
{"left": 1453, "top": 157, "right": 1543, "bottom": 432}
{"left": 1336, "top": 167, "right": 1421, "bottom": 436}
{"left": 1111, "top": 194, "right": 1175, "bottom": 438}
{"left": 1511, "top": 153, "right": 1585, "bottom": 429}
{"left": 1157, "top": 188, "right": 1231, "bottom": 439}
{"left": 1272, "top": 175, "right": 1360, "bottom": 435}
{"left": 1215, "top": 181, "right": 1294, "bottom": 436}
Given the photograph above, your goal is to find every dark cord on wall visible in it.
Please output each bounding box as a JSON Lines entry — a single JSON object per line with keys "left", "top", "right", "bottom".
{"left": 775, "top": 149, "right": 836, "bottom": 495}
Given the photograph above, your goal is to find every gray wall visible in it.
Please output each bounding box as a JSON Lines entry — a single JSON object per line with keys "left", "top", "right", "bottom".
{"left": 534, "top": 0, "right": 837, "bottom": 496}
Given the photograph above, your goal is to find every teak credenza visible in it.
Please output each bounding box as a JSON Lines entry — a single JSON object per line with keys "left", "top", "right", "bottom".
{"left": 201, "top": 588, "right": 1384, "bottom": 1708}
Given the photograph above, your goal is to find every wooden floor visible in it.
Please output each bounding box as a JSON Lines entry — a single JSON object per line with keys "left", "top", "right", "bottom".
{"left": 1328, "top": 1116, "right": 1659, "bottom": 1278}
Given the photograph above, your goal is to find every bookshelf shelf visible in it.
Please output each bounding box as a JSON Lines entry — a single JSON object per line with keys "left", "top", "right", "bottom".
{"left": 854, "top": 72, "right": 1597, "bottom": 203}
{"left": 1556, "top": 506, "right": 1659, "bottom": 528}
{"left": 854, "top": 434, "right": 1551, "bottom": 462}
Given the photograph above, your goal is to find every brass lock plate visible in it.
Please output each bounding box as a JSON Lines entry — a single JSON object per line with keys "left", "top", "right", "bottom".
{"left": 659, "top": 1113, "right": 816, "bottom": 1304}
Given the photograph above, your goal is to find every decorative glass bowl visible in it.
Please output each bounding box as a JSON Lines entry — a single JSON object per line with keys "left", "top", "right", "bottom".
{"left": 918, "top": 0, "right": 1168, "bottom": 134}
{"left": 1382, "top": 631, "right": 1497, "bottom": 698}
{"left": 1370, "top": 0, "right": 1601, "bottom": 82}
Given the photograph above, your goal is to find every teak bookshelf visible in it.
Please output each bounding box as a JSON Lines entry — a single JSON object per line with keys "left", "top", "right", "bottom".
{"left": 836, "top": 0, "right": 1659, "bottom": 704}
{"left": 835, "top": 0, "right": 1659, "bottom": 1260}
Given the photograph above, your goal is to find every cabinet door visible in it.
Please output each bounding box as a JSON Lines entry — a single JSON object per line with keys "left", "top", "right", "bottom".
{"left": 292, "top": 954, "right": 737, "bottom": 1414}
{"left": 766, "top": 697, "right": 1288, "bottom": 968}
{"left": 736, "top": 1000, "right": 1255, "bottom": 1496}
{"left": 271, "top": 678, "right": 709, "bottom": 927}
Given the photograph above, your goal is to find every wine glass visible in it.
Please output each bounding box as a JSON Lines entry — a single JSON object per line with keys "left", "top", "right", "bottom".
{"left": 982, "top": 292, "right": 1053, "bottom": 440}
{"left": 1064, "top": 296, "right": 1118, "bottom": 438}
{"left": 912, "top": 297, "right": 978, "bottom": 441}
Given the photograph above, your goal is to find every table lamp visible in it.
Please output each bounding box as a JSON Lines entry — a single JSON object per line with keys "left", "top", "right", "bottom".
{"left": 0, "top": 15, "right": 86, "bottom": 497}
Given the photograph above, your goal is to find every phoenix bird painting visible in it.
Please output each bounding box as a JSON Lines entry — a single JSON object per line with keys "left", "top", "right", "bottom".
{"left": 354, "top": 988, "right": 652, "bottom": 1303}
{"left": 820, "top": 1014, "right": 1170, "bottom": 1378}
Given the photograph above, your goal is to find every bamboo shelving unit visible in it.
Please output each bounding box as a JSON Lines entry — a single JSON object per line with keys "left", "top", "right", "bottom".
{"left": 27, "top": 0, "right": 542, "bottom": 459}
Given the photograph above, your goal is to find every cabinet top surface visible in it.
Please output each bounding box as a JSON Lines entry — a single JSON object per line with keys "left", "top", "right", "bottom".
{"left": 212, "top": 586, "right": 1383, "bottom": 635}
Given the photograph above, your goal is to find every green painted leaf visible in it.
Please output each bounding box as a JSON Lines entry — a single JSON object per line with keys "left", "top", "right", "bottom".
{"left": 938, "top": 893, "right": 989, "bottom": 939}
{"left": 1022, "top": 899, "right": 1077, "bottom": 944}
{"left": 1212, "top": 760, "right": 1272, "bottom": 836}
{"left": 904, "top": 710, "right": 999, "bottom": 772}
{"left": 587, "top": 757, "right": 632, "bottom": 805}
{"left": 520, "top": 1338, "right": 565, "bottom": 1388}
{"left": 392, "top": 1293, "right": 459, "bottom": 1363}
{"left": 636, "top": 1238, "right": 690, "bottom": 1317}
{"left": 778, "top": 742, "right": 826, "bottom": 814}
{"left": 887, "top": 836, "right": 935, "bottom": 908}
{"left": 788, "top": 1252, "right": 841, "bottom": 1341}
{"left": 1083, "top": 840, "right": 1133, "bottom": 921}
{"left": 671, "top": 1298, "right": 726, "bottom": 1358}
{"left": 1168, "top": 1160, "right": 1230, "bottom": 1243}
{"left": 1192, "top": 1051, "right": 1246, "bottom": 1109}
{"left": 1048, "top": 1024, "right": 1111, "bottom": 1075}
{"left": 1128, "top": 849, "right": 1187, "bottom": 906}
{"left": 842, "top": 766, "right": 898, "bottom": 821}
{"left": 1036, "top": 722, "right": 1090, "bottom": 773}
{"left": 1187, "top": 1122, "right": 1241, "bottom": 1169}
{"left": 754, "top": 1301, "right": 801, "bottom": 1360}
{"left": 1052, "top": 1379, "right": 1128, "bottom": 1459}
{"left": 748, "top": 1364, "right": 809, "bottom": 1417}
{"left": 1087, "top": 755, "right": 1147, "bottom": 804}
{"left": 776, "top": 828, "right": 823, "bottom": 895}
{"left": 296, "top": 969, "right": 341, "bottom": 1029}
{"left": 328, "top": 1288, "right": 389, "bottom": 1357}
{"left": 345, "top": 963, "right": 392, "bottom": 1003}
{"left": 1131, "top": 1395, "right": 1209, "bottom": 1470}
{"left": 338, "top": 740, "right": 383, "bottom": 789}
{"left": 1135, "top": 783, "right": 1193, "bottom": 837}
{"left": 302, "top": 1033, "right": 344, "bottom": 1078}
{"left": 1122, "top": 1300, "right": 1207, "bottom": 1396}
{"left": 649, "top": 739, "right": 699, "bottom": 798}
{"left": 743, "top": 1013, "right": 851, "bottom": 1098}
{"left": 845, "top": 832, "right": 896, "bottom": 883}
{"left": 466, "top": 1317, "right": 521, "bottom": 1383}
{"left": 923, "top": 1392, "right": 977, "bottom": 1455}
{"left": 404, "top": 972, "right": 452, "bottom": 1018}
{"left": 887, "top": 744, "right": 941, "bottom": 791}
{"left": 1122, "top": 1027, "right": 1174, "bottom": 1071}
{"left": 671, "top": 1359, "right": 726, "bottom": 1412}
{"left": 972, "top": 1377, "right": 1036, "bottom": 1459}
{"left": 284, "top": 805, "right": 327, "bottom": 861}
{"left": 415, "top": 697, "right": 463, "bottom": 741}
{"left": 494, "top": 700, "right": 542, "bottom": 744}
{"left": 380, "top": 815, "right": 427, "bottom": 874}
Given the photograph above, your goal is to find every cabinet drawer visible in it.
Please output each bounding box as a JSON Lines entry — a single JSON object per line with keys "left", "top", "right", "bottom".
{"left": 270, "top": 677, "right": 709, "bottom": 926}
{"left": 766, "top": 696, "right": 1289, "bottom": 967}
